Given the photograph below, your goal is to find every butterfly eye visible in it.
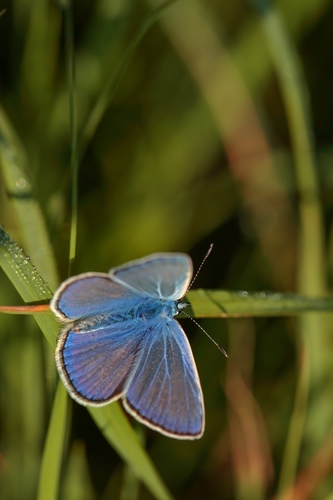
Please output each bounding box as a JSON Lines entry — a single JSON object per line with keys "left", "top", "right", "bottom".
{"left": 176, "top": 301, "right": 191, "bottom": 314}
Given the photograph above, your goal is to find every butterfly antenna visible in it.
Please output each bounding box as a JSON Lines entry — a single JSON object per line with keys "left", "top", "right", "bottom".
{"left": 182, "top": 309, "right": 228, "bottom": 358}
{"left": 187, "top": 243, "right": 214, "bottom": 292}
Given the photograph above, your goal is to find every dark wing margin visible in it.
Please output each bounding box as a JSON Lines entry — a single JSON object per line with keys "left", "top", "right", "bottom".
{"left": 123, "top": 318, "right": 204, "bottom": 439}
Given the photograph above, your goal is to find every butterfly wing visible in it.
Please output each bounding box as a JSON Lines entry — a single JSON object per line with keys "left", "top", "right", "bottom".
{"left": 111, "top": 253, "right": 192, "bottom": 300}
{"left": 50, "top": 273, "right": 141, "bottom": 321}
{"left": 123, "top": 317, "right": 204, "bottom": 439}
{"left": 56, "top": 318, "right": 146, "bottom": 405}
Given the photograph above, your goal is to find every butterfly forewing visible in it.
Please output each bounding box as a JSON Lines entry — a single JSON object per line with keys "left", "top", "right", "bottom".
{"left": 111, "top": 254, "right": 192, "bottom": 300}
{"left": 51, "top": 273, "right": 141, "bottom": 320}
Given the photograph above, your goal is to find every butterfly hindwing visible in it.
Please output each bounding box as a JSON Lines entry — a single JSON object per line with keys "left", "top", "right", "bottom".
{"left": 124, "top": 318, "right": 204, "bottom": 439}
{"left": 56, "top": 319, "right": 146, "bottom": 405}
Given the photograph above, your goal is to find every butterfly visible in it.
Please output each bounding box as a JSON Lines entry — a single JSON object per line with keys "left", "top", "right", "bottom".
{"left": 50, "top": 253, "right": 205, "bottom": 439}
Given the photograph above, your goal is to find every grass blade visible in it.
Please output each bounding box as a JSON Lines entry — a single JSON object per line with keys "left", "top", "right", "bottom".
{"left": 0, "top": 105, "right": 59, "bottom": 289}
{"left": 90, "top": 405, "right": 173, "bottom": 500}
{"left": 37, "top": 382, "right": 68, "bottom": 500}
{"left": 187, "top": 289, "right": 333, "bottom": 318}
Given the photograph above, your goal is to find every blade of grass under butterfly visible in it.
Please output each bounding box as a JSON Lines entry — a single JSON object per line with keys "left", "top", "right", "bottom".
{"left": 0, "top": 103, "right": 66, "bottom": 499}
{"left": 187, "top": 290, "right": 333, "bottom": 317}
{"left": 0, "top": 227, "right": 64, "bottom": 500}
{"left": 37, "top": 382, "right": 68, "bottom": 500}
{"left": 0, "top": 226, "right": 57, "bottom": 346}
{"left": 61, "top": 440, "right": 95, "bottom": 500}
{"left": 90, "top": 405, "right": 173, "bottom": 500}
{"left": 79, "top": 0, "right": 176, "bottom": 160}
{"left": 0, "top": 227, "right": 173, "bottom": 500}
{"left": 1, "top": 224, "right": 332, "bottom": 320}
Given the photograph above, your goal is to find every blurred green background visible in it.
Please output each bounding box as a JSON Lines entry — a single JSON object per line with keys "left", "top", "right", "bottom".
{"left": 1, "top": 0, "right": 333, "bottom": 499}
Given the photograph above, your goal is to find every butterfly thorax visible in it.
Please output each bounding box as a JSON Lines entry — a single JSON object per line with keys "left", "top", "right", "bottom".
{"left": 72, "top": 297, "right": 188, "bottom": 333}
{"left": 131, "top": 296, "right": 179, "bottom": 321}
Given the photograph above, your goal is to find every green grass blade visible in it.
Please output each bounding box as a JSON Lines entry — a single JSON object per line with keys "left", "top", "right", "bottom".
{"left": 0, "top": 226, "right": 57, "bottom": 347}
{"left": 276, "top": 332, "right": 310, "bottom": 500}
{"left": 90, "top": 405, "right": 173, "bottom": 500}
{"left": 62, "top": 0, "right": 79, "bottom": 274}
{"left": 0, "top": 105, "right": 59, "bottom": 290}
{"left": 187, "top": 289, "right": 333, "bottom": 317}
{"left": 37, "top": 382, "right": 68, "bottom": 500}
{"left": 62, "top": 440, "right": 95, "bottom": 500}
{"left": 259, "top": 8, "right": 325, "bottom": 295}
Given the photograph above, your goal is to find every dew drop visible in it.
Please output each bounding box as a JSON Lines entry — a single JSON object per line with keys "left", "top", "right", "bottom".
{"left": 15, "top": 178, "right": 27, "bottom": 189}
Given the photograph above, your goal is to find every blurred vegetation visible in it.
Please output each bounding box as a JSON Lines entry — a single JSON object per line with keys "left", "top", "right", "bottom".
{"left": 1, "top": 0, "right": 333, "bottom": 499}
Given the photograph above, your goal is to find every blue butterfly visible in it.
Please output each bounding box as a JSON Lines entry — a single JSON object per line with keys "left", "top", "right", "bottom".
{"left": 50, "top": 253, "right": 205, "bottom": 439}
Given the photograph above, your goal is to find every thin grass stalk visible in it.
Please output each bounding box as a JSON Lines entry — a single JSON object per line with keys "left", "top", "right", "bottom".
{"left": 62, "top": 0, "right": 79, "bottom": 276}
{"left": 37, "top": 382, "right": 69, "bottom": 500}
{"left": 79, "top": 0, "right": 176, "bottom": 161}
